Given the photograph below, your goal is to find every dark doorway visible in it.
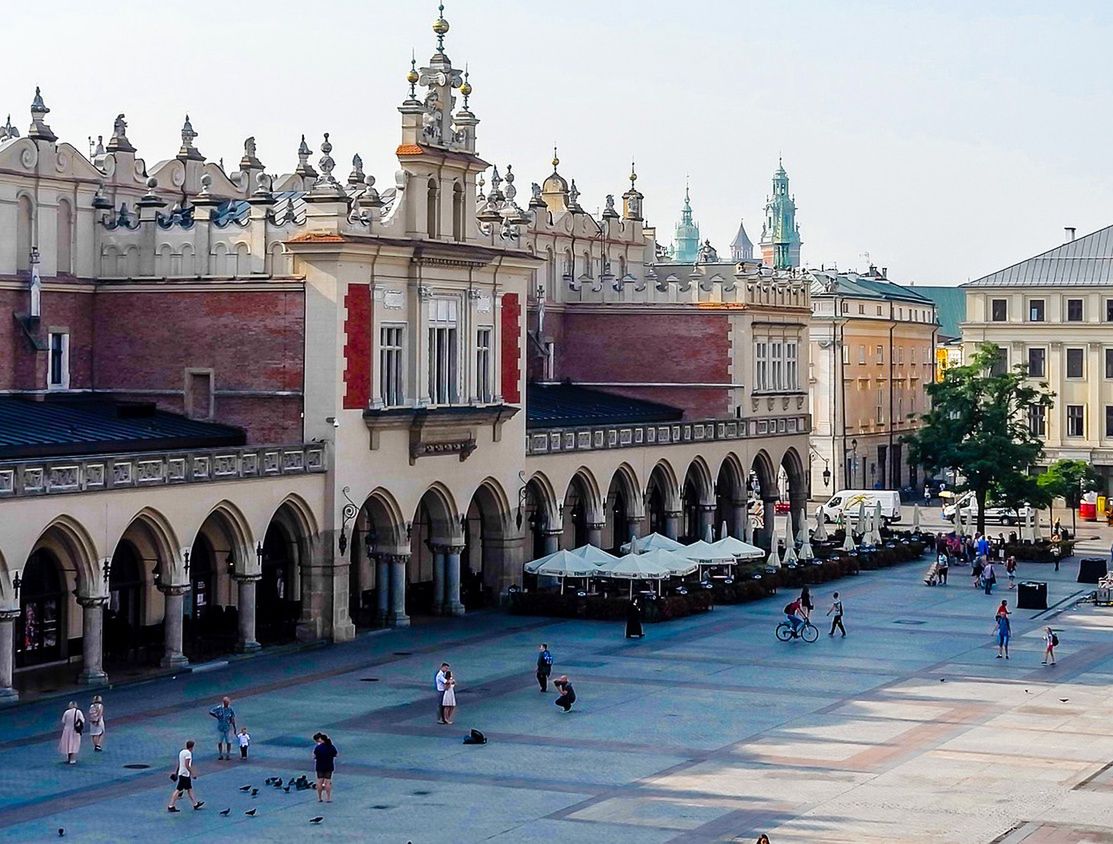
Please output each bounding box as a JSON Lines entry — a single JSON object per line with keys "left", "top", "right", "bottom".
{"left": 16, "top": 550, "right": 65, "bottom": 668}
{"left": 105, "top": 543, "right": 145, "bottom": 663}
{"left": 258, "top": 523, "right": 299, "bottom": 644}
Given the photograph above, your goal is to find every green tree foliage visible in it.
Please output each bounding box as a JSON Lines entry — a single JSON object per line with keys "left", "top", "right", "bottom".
{"left": 1037, "top": 458, "right": 1101, "bottom": 535}
{"left": 904, "top": 343, "right": 1054, "bottom": 534}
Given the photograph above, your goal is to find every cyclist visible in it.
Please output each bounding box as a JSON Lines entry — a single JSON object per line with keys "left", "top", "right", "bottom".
{"left": 783, "top": 597, "right": 805, "bottom": 636}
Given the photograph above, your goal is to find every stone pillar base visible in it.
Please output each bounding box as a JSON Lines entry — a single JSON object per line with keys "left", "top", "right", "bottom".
{"left": 161, "top": 653, "right": 189, "bottom": 670}
{"left": 235, "top": 641, "right": 262, "bottom": 654}
{"left": 386, "top": 612, "right": 411, "bottom": 628}
{"left": 445, "top": 602, "right": 465, "bottom": 617}
{"left": 78, "top": 669, "right": 108, "bottom": 686}
{"left": 332, "top": 619, "right": 356, "bottom": 642}
{"left": 0, "top": 687, "right": 18, "bottom": 704}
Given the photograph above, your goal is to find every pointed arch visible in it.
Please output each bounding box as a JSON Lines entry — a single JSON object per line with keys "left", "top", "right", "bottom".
{"left": 683, "top": 456, "right": 715, "bottom": 505}
{"left": 270, "top": 492, "right": 319, "bottom": 540}
{"left": 468, "top": 477, "right": 512, "bottom": 538}
{"left": 362, "top": 487, "right": 408, "bottom": 552}
{"left": 525, "top": 470, "right": 560, "bottom": 528}
{"left": 414, "top": 482, "right": 461, "bottom": 543}
{"left": 647, "top": 458, "right": 680, "bottom": 511}
{"left": 30, "top": 515, "right": 100, "bottom": 595}
{"left": 116, "top": 507, "right": 181, "bottom": 580}
{"left": 751, "top": 449, "right": 778, "bottom": 500}
{"left": 565, "top": 466, "right": 603, "bottom": 523}
{"left": 193, "top": 500, "right": 254, "bottom": 576}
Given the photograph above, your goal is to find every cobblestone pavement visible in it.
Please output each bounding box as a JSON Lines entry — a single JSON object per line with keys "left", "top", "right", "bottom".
{"left": 1, "top": 549, "right": 1111, "bottom": 843}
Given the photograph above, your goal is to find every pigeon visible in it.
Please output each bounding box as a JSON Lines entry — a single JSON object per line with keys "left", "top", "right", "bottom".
{"left": 310, "top": 816, "right": 324, "bottom": 824}
{"left": 1060, "top": 698, "right": 1070, "bottom": 703}
{"left": 245, "top": 809, "right": 257, "bottom": 817}
{"left": 251, "top": 788, "right": 259, "bottom": 797}
{"left": 239, "top": 785, "right": 252, "bottom": 792}
{"left": 264, "top": 778, "right": 275, "bottom": 785}
{"left": 58, "top": 830, "right": 64, "bottom": 838}
{"left": 219, "top": 809, "right": 231, "bottom": 817}
{"left": 284, "top": 786, "right": 292, "bottom": 793}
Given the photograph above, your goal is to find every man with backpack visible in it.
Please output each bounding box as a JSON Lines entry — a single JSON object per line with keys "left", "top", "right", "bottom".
{"left": 536, "top": 643, "right": 554, "bottom": 692}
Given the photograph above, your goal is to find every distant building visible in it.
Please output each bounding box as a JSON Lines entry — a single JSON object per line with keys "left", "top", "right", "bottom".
{"left": 809, "top": 267, "right": 938, "bottom": 497}
{"left": 760, "top": 159, "right": 802, "bottom": 269}
{"left": 669, "top": 183, "right": 701, "bottom": 263}
{"left": 916, "top": 285, "right": 966, "bottom": 378}
{"left": 730, "top": 220, "right": 754, "bottom": 261}
{"left": 961, "top": 225, "right": 1113, "bottom": 491}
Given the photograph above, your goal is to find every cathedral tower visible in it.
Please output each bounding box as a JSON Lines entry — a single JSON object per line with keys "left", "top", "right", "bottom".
{"left": 759, "top": 159, "right": 802, "bottom": 269}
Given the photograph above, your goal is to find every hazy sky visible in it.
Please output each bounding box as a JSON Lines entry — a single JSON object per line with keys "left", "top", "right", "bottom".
{"left": 4, "top": 1, "right": 1112, "bottom": 283}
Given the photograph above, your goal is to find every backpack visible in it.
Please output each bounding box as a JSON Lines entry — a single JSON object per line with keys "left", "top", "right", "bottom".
{"left": 1051, "top": 633, "right": 1059, "bottom": 647}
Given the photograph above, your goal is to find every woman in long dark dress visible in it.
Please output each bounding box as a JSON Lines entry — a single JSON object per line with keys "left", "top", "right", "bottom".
{"left": 625, "top": 598, "right": 643, "bottom": 638}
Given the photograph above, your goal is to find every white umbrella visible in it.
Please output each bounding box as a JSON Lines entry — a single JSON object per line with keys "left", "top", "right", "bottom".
{"left": 798, "top": 521, "right": 814, "bottom": 561}
{"left": 911, "top": 504, "right": 921, "bottom": 532}
{"left": 719, "top": 520, "right": 730, "bottom": 541}
{"left": 767, "top": 525, "right": 782, "bottom": 568}
{"left": 871, "top": 500, "right": 884, "bottom": 544}
{"left": 842, "top": 526, "right": 857, "bottom": 552}
{"left": 597, "top": 549, "right": 692, "bottom": 597}
{"left": 569, "top": 545, "right": 619, "bottom": 566}
{"left": 956, "top": 505, "right": 966, "bottom": 537}
{"left": 708, "top": 535, "right": 764, "bottom": 560}
{"left": 703, "top": 522, "right": 715, "bottom": 543}
{"left": 856, "top": 499, "right": 867, "bottom": 536}
{"left": 743, "top": 506, "right": 755, "bottom": 544}
{"left": 782, "top": 533, "right": 799, "bottom": 565}
{"left": 523, "top": 549, "right": 599, "bottom": 594}
{"left": 813, "top": 506, "right": 829, "bottom": 542}
{"left": 621, "top": 532, "right": 686, "bottom": 554}
{"left": 678, "top": 540, "right": 733, "bottom": 562}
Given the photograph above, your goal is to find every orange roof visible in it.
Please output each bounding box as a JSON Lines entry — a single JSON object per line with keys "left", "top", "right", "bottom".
{"left": 396, "top": 144, "right": 424, "bottom": 156}
{"left": 286, "top": 231, "right": 345, "bottom": 243}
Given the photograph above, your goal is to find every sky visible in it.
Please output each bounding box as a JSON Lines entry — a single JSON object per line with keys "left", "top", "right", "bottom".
{"left": 4, "top": 0, "right": 1113, "bottom": 284}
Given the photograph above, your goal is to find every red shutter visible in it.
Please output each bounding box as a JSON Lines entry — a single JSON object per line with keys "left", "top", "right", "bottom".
{"left": 342, "top": 284, "right": 372, "bottom": 410}
{"left": 500, "top": 292, "right": 521, "bottom": 405}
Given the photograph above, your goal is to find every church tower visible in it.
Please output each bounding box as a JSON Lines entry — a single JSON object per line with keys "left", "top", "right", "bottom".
{"left": 672, "top": 182, "right": 700, "bottom": 263}
{"left": 759, "top": 159, "right": 802, "bottom": 269}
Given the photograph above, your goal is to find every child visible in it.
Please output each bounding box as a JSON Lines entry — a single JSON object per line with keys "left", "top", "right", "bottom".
{"left": 1006, "top": 556, "right": 1017, "bottom": 590}
{"left": 1042, "top": 626, "right": 1057, "bottom": 665}
{"left": 238, "top": 727, "right": 251, "bottom": 760}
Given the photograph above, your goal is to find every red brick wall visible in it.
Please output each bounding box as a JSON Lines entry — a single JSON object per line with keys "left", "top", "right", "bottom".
{"left": 92, "top": 288, "right": 305, "bottom": 443}
{"left": 341, "top": 284, "right": 372, "bottom": 410}
{"left": 555, "top": 311, "right": 731, "bottom": 419}
{"left": 0, "top": 286, "right": 94, "bottom": 391}
{"left": 501, "top": 292, "right": 521, "bottom": 404}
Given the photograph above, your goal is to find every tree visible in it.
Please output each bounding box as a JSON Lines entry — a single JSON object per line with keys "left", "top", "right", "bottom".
{"left": 904, "top": 343, "right": 1054, "bottom": 535}
{"left": 1037, "top": 459, "right": 1100, "bottom": 536}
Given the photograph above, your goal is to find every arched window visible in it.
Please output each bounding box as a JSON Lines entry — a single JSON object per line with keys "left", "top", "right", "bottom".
{"left": 451, "top": 182, "right": 464, "bottom": 242}
{"left": 16, "top": 195, "right": 33, "bottom": 273}
{"left": 427, "top": 178, "right": 440, "bottom": 238}
{"left": 56, "top": 199, "right": 73, "bottom": 275}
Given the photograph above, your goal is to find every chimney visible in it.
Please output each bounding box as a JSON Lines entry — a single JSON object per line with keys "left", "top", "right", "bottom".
{"left": 1065, "top": 227, "right": 1076, "bottom": 242}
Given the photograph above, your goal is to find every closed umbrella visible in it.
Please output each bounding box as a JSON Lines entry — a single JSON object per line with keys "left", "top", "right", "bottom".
{"left": 719, "top": 520, "right": 730, "bottom": 541}
{"left": 782, "top": 532, "right": 798, "bottom": 565}
{"left": 743, "top": 505, "right": 755, "bottom": 544}
{"left": 956, "top": 506, "right": 966, "bottom": 537}
{"left": 798, "top": 521, "right": 814, "bottom": 561}
{"left": 704, "top": 522, "right": 715, "bottom": 543}
{"left": 813, "top": 506, "right": 828, "bottom": 542}
{"left": 842, "top": 525, "right": 857, "bottom": 552}
{"left": 1033, "top": 507, "right": 1041, "bottom": 540}
{"left": 871, "top": 501, "right": 884, "bottom": 544}
{"left": 855, "top": 499, "right": 867, "bottom": 537}
{"left": 767, "top": 525, "right": 781, "bottom": 568}
{"left": 911, "top": 504, "right": 921, "bottom": 532}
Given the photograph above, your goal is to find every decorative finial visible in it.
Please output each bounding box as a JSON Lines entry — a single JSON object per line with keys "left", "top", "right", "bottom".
{"left": 433, "top": 2, "right": 450, "bottom": 52}
{"left": 504, "top": 164, "right": 517, "bottom": 202}
{"left": 178, "top": 114, "right": 202, "bottom": 160}
{"left": 295, "top": 133, "right": 317, "bottom": 177}
{"left": 630, "top": 160, "right": 637, "bottom": 186}
{"left": 1, "top": 114, "right": 19, "bottom": 141}
{"left": 477, "top": 172, "right": 486, "bottom": 201}
{"left": 460, "top": 64, "right": 472, "bottom": 107}
{"left": 27, "top": 86, "right": 56, "bottom": 142}
{"left": 317, "top": 133, "right": 337, "bottom": 186}
{"left": 348, "top": 153, "right": 365, "bottom": 185}
{"left": 31, "top": 86, "right": 48, "bottom": 117}
{"left": 407, "top": 51, "right": 419, "bottom": 98}
{"left": 552, "top": 146, "right": 559, "bottom": 171}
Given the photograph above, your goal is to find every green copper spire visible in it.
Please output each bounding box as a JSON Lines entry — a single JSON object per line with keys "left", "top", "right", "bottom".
{"left": 672, "top": 179, "right": 700, "bottom": 263}
{"left": 761, "top": 158, "right": 802, "bottom": 269}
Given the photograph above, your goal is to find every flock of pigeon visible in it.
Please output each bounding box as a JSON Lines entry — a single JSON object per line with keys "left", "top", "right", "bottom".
{"left": 201, "top": 776, "right": 328, "bottom": 823}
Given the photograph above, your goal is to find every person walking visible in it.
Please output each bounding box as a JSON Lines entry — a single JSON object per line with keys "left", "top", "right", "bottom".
{"left": 312, "top": 732, "right": 337, "bottom": 803}
{"left": 995, "top": 603, "right": 1011, "bottom": 659}
{"left": 553, "top": 675, "right": 576, "bottom": 712}
{"left": 435, "top": 663, "right": 449, "bottom": 724}
{"left": 536, "top": 643, "right": 553, "bottom": 692}
{"left": 800, "top": 585, "right": 814, "bottom": 620}
{"left": 982, "top": 559, "right": 996, "bottom": 595}
{"left": 625, "top": 599, "right": 644, "bottom": 638}
{"left": 166, "top": 739, "right": 204, "bottom": 812}
{"left": 59, "top": 701, "right": 85, "bottom": 765}
{"left": 1042, "top": 626, "right": 1058, "bottom": 665}
{"left": 237, "top": 727, "right": 251, "bottom": 760}
{"left": 88, "top": 694, "right": 106, "bottom": 752}
{"left": 208, "top": 696, "right": 237, "bottom": 760}
{"left": 1006, "top": 556, "right": 1017, "bottom": 590}
{"left": 971, "top": 557, "right": 984, "bottom": 589}
{"left": 442, "top": 670, "right": 457, "bottom": 725}
{"left": 826, "top": 592, "right": 846, "bottom": 637}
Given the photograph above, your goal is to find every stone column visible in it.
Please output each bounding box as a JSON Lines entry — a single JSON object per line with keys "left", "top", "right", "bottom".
{"left": 761, "top": 499, "right": 778, "bottom": 552}
{"left": 0, "top": 609, "right": 19, "bottom": 704}
{"left": 234, "top": 574, "right": 261, "bottom": 653}
{"left": 431, "top": 548, "right": 447, "bottom": 615}
{"left": 542, "top": 529, "right": 561, "bottom": 556}
{"left": 625, "top": 516, "right": 643, "bottom": 546}
{"left": 444, "top": 544, "right": 466, "bottom": 616}
{"left": 375, "top": 555, "right": 390, "bottom": 626}
{"left": 77, "top": 595, "right": 109, "bottom": 685}
{"left": 730, "top": 501, "right": 747, "bottom": 540}
{"left": 698, "top": 505, "right": 716, "bottom": 541}
{"left": 663, "top": 511, "right": 681, "bottom": 540}
{"left": 789, "top": 489, "right": 809, "bottom": 539}
{"left": 586, "top": 522, "right": 605, "bottom": 549}
{"left": 160, "top": 585, "right": 190, "bottom": 669}
{"left": 387, "top": 554, "right": 410, "bottom": 628}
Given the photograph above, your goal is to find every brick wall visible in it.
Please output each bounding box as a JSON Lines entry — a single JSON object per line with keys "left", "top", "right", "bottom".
{"left": 554, "top": 311, "right": 731, "bottom": 419}
{"left": 0, "top": 285, "right": 94, "bottom": 391}
{"left": 342, "top": 284, "right": 372, "bottom": 410}
{"left": 501, "top": 292, "right": 521, "bottom": 404}
{"left": 92, "top": 289, "right": 305, "bottom": 443}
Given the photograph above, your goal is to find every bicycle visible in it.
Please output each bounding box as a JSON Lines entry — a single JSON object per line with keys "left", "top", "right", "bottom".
{"left": 776, "top": 618, "right": 819, "bottom": 643}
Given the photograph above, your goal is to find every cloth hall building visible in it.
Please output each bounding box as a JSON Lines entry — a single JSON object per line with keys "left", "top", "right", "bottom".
{"left": 0, "top": 10, "right": 810, "bottom": 700}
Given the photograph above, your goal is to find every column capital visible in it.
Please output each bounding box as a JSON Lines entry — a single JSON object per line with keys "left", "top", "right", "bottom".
{"left": 0, "top": 608, "right": 19, "bottom": 622}
{"left": 430, "top": 543, "right": 466, "bottom": 555}
{"left": 158, "top": 583, "right": 191, "bottom": 596}
{"left": 698, "top": 503, "right": 717, "bottom": 512}
{"left": 232, "top": 572, "right": 263, "bottom": 583}
{"left": 665, "top": 510, "right": 682, "bottom": 518}
{"left": 384, "top": 553, "right": 411, "bottom": 566}
{"left": 587, "top": 521, "right": 606, "bottom": 530}
{"left": 75, "top": 594, "right": 109, "bottom": 609}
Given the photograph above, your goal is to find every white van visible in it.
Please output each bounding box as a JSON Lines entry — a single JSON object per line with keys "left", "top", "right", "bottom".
{"left": 943, "top": 491, "right": 1031, "bottom": 526}
{"left": 821, "top": 490, "right": 902, "bottom": 525}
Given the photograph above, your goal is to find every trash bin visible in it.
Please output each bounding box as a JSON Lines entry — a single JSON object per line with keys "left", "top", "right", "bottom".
{"left": 1078, "top": 557, "right": 1108, "bottom": 584}
{"left": 1017, "top": 581, "right": 1048, "bottom": 610}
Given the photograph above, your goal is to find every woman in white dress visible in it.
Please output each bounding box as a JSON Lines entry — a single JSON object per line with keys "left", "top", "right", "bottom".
{"left": 58, "top": 701, "right": 85, "bottom": 764}
{"left": 88, "top": 695, "right": 105, "bottom": 751}
{"left": 441, "top": 670, "right": 457, "bottom": 725}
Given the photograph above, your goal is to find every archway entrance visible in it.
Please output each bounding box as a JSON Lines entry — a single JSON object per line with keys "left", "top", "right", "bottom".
{"left": 184, "top": 535, "right": 224, "bottom": 659}
{"left": 16, "top": 550, "right": 66, "bottom": 668}
{"left": 604, "top": 467, "right": 639, "bottom": 553}
{"left": 462, "top": 482, "right": 509, "bottom": 608}
{"left": 409, "top": 488, "right": 460, "bottom": 617}
{"left": 258, "top": 522, "right": 299, "bottom": 644}
{"left": 561, "top": 474, "right": 593, "bottom": 549}
{"left": 682, "top": 460, "right": 713, "bottom": 543}
{"left": 105, "top": 543, "right": 145, "bottom": 664}
{"left": 646, "top": 462, "right": 678, "bottom": 538}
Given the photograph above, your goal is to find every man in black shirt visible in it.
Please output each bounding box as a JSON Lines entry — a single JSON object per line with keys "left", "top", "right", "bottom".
{"left": 536, "top": 643, "right": 553, "bottom": 692}
{"left": 553, "top": 675, "right": 576, "bottom": 712}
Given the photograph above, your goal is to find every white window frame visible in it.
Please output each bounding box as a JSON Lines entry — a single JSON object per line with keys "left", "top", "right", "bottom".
{"left": 1066, "top": 404, "right": 1085, "bottom": 438}
{"left": 755, "top": 341, "right": 768, "bottom": 391}
{"left": 475, "top": 326, "right": 493, "bottom": 403}
{"left": 380, "top": 324, "right": 405, "bottom": 407}
{"left": 1065, "top": 347, "right": 1085, "bottom": 380}
{"left": 786, "top": 341, "right": 798, "bottom": 390}
{"left": 427, "top": 297, "right": 460, "bottom": 406}
{"left": 771, "top": 341, "right": 783, "bottom": 391}
{"left": 47, "top": 331, "right": 70, "bottom": 390}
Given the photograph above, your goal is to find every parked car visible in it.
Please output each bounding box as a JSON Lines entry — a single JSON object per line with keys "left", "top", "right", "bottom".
{"left": 942, "top": 491, "right": 1032, "bottom": 525}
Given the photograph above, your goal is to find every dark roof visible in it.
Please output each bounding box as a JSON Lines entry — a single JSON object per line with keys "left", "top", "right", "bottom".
{"left": 964, "top": 224, "right": 1113, "bottom": 287}
{"left": 526, "top": 383, "right": 683, "bottom": 429}
{"left": 810, "top": 271, "right": 933, "bottom": 304}
{"left": 914, "top": 286, "right": 966, "bottom": 340}
{"left": 0, "top": 398, "right": 245, "bottom": 459}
